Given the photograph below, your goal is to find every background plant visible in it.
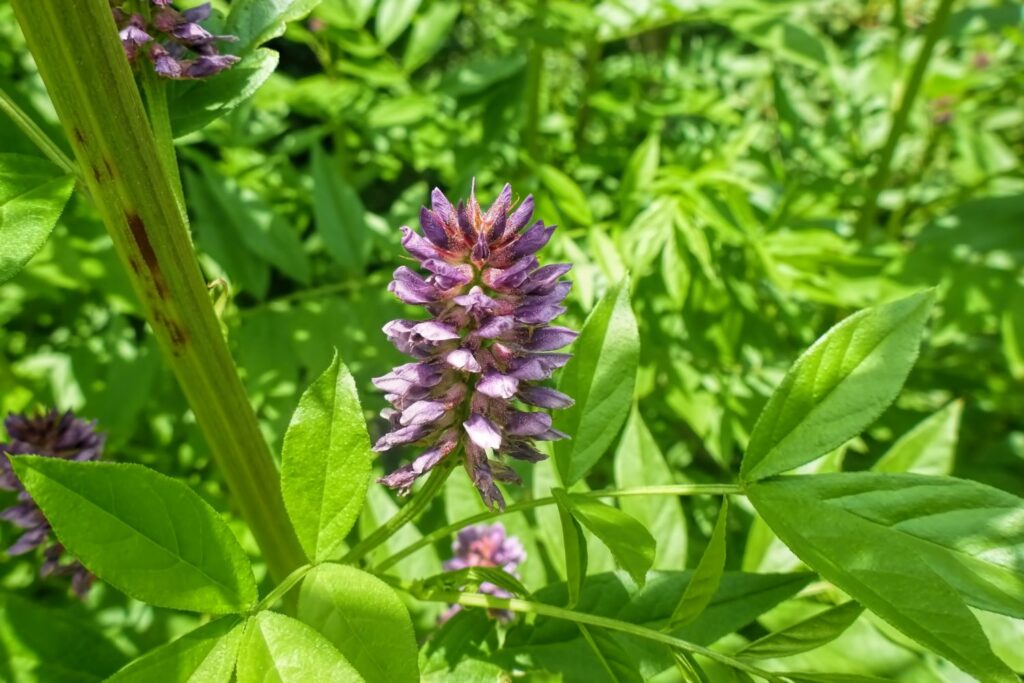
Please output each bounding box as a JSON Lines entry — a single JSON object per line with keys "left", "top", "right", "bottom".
{"left": 0, "top": 0, "right": 1022, "bottom": 681}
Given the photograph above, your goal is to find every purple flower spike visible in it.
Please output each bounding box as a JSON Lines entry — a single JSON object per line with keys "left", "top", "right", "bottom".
{"left": 375, "top": 183, "right": 574, "bottom": 510}
{"left": 0, "top": 409, "right": 104, "bottom": 597}
{"left": 442, "top": 523, "right": 526, "bottom": 622}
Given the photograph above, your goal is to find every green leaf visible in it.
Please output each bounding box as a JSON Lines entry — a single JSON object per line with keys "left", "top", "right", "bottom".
{"left": 577, "top": 625, "right": 644, "bottom": 683}
{"left": 873, "top": 400, "right": 962, "bottom": 475}
{"left": 614, "top": 408, "right": 687, "bottom": 569}
{"left": 197, "top": 161, "right": 312, "bottom": 285}
{"left": 298, "top": 564, "right": 418, "bottom": 683}
{"left": 537, "top": 164, "right": 593, "bottom": 225}
{"left": 554, "top": 489, "right": 655, "bottom": 587}
{"left": 402, "top": 1, "right": 460, "bottom": 72}
{"left": 735, "top": 601, "right": 863, "bottom": 659}
{"left": 741, "top": 290, "right": 936, "bottom": 482}
{"left": 555, "top": 279, "right": 640, "bottom": 485}
{"left": 107, "top": 617, "right": 244, "bottom": 682}
{"left": 0, "top": 153, "right": 74, "bottom": 284}
{"left": 281, "top": 351, "right": 372, "bottom": 562}
{"left": 226, "top": 0, "right": 322, "bottom": 53}
{"left": 418, "top": 566, "right": 530, "bottom": 601}
{"left": 10, "top": 457, "right": 257, "bottom": 613}
{"left": 670, "top": 497, "right": 728, "bottom": 628}
{"left": 311, "top": 145, "right": 368, "bottom": 273}
{"left": 0, "top": 592, "right": 127, "bottom": 682}
{"left": 169, "top": 49, "right": 279, "bottom": 137}
{"left": 747, "top": 473, "right": 1019, "bottom": 683}
{"left": 619, "top": 131, "right": 659, "bottom": 217}
{"left": 556, "top": 493, "right": 589, "bottom": 607}
{"left": 237, "top": 611, "right": 363, "bottom": 682}
{"left": 375, "top": 0, "right": 424, "bottom": 47}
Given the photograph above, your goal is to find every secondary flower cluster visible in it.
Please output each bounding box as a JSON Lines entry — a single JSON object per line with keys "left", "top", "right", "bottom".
{"left": 0, "top": 410, "right": 104, "bottom": 597}
{"left": 442, "top": 523, "right": 525, "bottom": 622}
{"left": 113, "top": 1, "right": 239, "bottom": 79}
{"left": 373, "top": 183, "right": 576, "bottom": 510}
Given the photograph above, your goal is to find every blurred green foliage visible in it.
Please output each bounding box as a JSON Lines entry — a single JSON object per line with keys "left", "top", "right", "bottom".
{"left": 0, "top": 0, "right": 1022, "bottom": 678}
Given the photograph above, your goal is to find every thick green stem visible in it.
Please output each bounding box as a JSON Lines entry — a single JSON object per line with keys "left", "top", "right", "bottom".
{"left": 855, "top": 0, "right": 956, "bottom": 241}
{"left": 343, "top": 460, "right": 456, "bottom": 564}
{"left": 0, "top": 88, "right": 77, "bottom": 175}
{"left": 374, "top": 484, "right": 741, "bottom": 572}
{"left": 11, "top": 0, "right": 306, "bottom": 582}
{"left": 522, "top": 0, "right": 548, "bottom": 163}
{"left": 404, "top": 586, "right": 783, "bottom": 681}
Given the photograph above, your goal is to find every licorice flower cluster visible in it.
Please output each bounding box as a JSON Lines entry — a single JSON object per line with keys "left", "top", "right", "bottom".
{"left": 113, "top": 1, "right": 239, "bottom": 79}
{"left": 442, "top": 523, "right": 525, "bottom": 622}
{"left": 0, "top": 410, "right": 104, "bottom": 597}
{"left": 374, "top": 183, "right": 575, "bottom": 509}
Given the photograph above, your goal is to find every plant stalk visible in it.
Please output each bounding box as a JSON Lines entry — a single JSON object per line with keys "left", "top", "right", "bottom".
{"left": 0, "top": 88, "right": 77, "bottom": 176}
{"left": 374, "top": 484, "right": 741, "bottom": 572}
{"left": 855, "top": 0, "right": 956, "bottom": 241}
{"left": 11, "top": 0, "right": 306, "bottom": 583}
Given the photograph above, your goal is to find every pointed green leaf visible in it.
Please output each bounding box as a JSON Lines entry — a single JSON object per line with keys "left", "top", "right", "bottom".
{"left": 735, "top": 601, "right": 863, "bottom": 659}
{"left": 741, "top": 290, "right": 936, "bottom": 481}
{"left": 671, "top": 497, "right": 728, "bottom": 628}
{"left": 10, "top": 457, "right": 257, "bottom": 613}
{"left": 555, "top": 489, "right": 655, "bottom": 587}
{"left": 281, "top": 351, "right": 373, "bottom": 562}
{"left": 614, "top": 408, "right": 687, "bottom": 569}
{"left": 226, "top": 0, "right": 322, "bottom": 53}
{"left": 107, "top": 616, "right": 244, "bottom": 682}
{"left": 0, "top": 154, "right": 74, "bottom": 284}
{"left": 578, "top": 624, "right": 644, "bottom": 683}
{"left": 375, "top": 0, "right": 424, "bottom": 47}
{"left": 555, "top": 279, "right": 640, "bottom": 485}
{"left": 873, "top": 400, "right": 962, "bottom": 475}
{"left": 748, "top": 473, "right": 1019, "bottom": 683}
{"left": 297, "top": 564, "right": 418, "bottom": 683}
{"left": 311, "top": 145, "right": 368, "bottom": 272}
{"left": 537, "top": 164, "right": 593, "bottom": 225}
{"left": 237, "top": 611, "right": 363, "bottom": 682}
{"left": 555, "top": 491, "right": 589, "bottom": 607}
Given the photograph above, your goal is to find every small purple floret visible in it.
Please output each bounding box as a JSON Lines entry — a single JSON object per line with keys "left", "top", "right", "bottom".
{"left": 0, "top": 409, "right": 105, "bottom": 597}
{"left": 374, "top": 183, "right": 575, "bottom": 510}
{"left": 442, "top": 523, "right": 525, "bottom": 622}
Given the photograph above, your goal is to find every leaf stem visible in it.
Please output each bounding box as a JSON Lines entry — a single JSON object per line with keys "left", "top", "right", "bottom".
{"left": 855, "top": 0, "right": 956, "bottom": 241}
{"left": 140, "top": 66, "right": 186, "bottom": 211}
{"left": 253, "top": 563, "right": 314, "bottom": 613}
{"left": 0, "top": 87, "right": 77, "bottom": 176}
{"left": 342, "top": 460, "right": 457, "bottom": 564}
{"left": 402, "top": 585, "right": 784, "bottom": 681}
{"left": 373, "top": 484, "right": 741, "bottom": 572}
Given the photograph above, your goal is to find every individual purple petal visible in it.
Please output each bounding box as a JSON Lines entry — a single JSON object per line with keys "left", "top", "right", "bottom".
{"left": 517, "top": 385, "right": 574, "bottom": 409}
{"left": 522, "top": 326, "right": 578, "bottom": 351}
{"left": 412, "top": 321, "right": 460, "bottom": 341}
{"left": 464, "top": 442, "right": 504, "bottom": 511}
{"left": 471, "top": 232, "right": 490, "bottom": 263}
{"left": 445, "top": 348, "right": 482, "bottom": 372}
{"left": 489, "top": 460, "right": 522, "bottom": 485}
{"left": 172, "top": 22, "right": 213, "bottom": 44}
{"left": 482, "top": 256, "right": 539, "bottom": 291}
{"left": 419, "top": 207, "right": 450, "bottom": 249}
{"left": 389, "top": 267, "right": 441, "bottom": 304}
{"left": 151, "top": 46, "right": 185, "bottom": 78}
{"left": 506, "top": 411, "right": 552, "bottom": 437}
{"left": 180, "top": 2, "right": 212, "bottom": 22}
{"left": 431, "top": 188, "right": 457, "bottom": 229}
{"left": 454, "top": 286, "right": 497, "bottom": 316}
{"left": 379, "top": 437, "right": 452, "bottom": 495}
{"left": 503, "top": 440, "right": 548, "bottom": 462}
{"left": 0, "top": 502, "right": 46, "bottom": 529}
{"left": 523, "top": 263, "right": 572, "bottom": 293}
{"left": 513, "top": 222, "right": 556, "bottom": 259}
{"left": 475, "top": 315, "right": 515, "bottom": 339}
{"left": 509, "top": 353, "right": 573, "bottom": 380}
{"left": 8, "top": 526, "right": 49, "bottom": 555}
{"left": 400, "top": 226, "right": 439, "bottom": 262}
{"left": 372, "top": 423, "right": 430, "bottom": 452}
{"left": 485, "top": 184, "right": 512, "bottom": 241}
{"left": 399, "top": 400, "right": 448, "bottom": 426}
{"left": 516, "top": 302, "right": 567, "bottom": 325}
{"left": 506, "top": 195, "right": 535, "bottom": 235}
{"left": 184, "top": 54, "right": 239, "bottom": 78}
{"left": 422, "top": 259, "right": 473, "bottom": 289}
{"left": 456, "top": 200, "right": 475, "bottom": 243}
{"left": 476, "top": 371, "right": 519, "bottom": 399}
{"left": 535, "top": 427, "right": 570, "bottom": 441}
{"left": 464, "top": 414, "right": 502, "bottom": 450}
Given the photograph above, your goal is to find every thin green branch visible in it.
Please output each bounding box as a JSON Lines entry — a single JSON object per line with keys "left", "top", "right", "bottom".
{"left": 254, "top": 563, "right": 314, "bottom": 613}
{"left": 404, "top": 585, "right": 784, "bottom": 682}
{"left": 374, "top": 484, "right": 741, "bottom": 572}
{"left": 342, "top": 460, "right": 457, "bottom": 564}
{"left": 0, "top": 87, "right": 77, "bottom": 175}
{"left": 855, "top": 0, "right": 956, "bottom": 241}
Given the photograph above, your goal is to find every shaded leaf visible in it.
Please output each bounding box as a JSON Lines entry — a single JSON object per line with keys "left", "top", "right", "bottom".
{"left": 226, "top": 0, "right": 322, "bottom": 52}
{"left": 671, "top": 497, "right": 728, "bottom": 628}
{"left": 873, "top": 400, "right": 962, "bottom": 475}
{"left": 0, "top": 154, "right": 74, "bottom": 284}
{"left": 736, "top": 601, "right": 863, "bottom": 659}
{"left": 311, "top": 145, "right": 368, "bottom": 272}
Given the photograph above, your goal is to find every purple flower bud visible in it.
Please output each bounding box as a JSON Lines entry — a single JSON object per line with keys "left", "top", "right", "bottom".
{"left": 0, "top": 409, "right": 104, "bottom": 597}
{"left": 184, "top": 54, "right": 240, "bottom": 78}
{"left": 376, "top": 183, "right": 574, "bottom": 510}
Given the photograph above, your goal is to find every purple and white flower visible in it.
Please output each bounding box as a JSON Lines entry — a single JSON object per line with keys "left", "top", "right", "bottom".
{"left": 0, "top": 410, "right": 104, "bottom": 597}
{"left": 442, "top": 523, "right": 525, "bottom": 622}
{"left": 374, "top": 183, "right": 575, "bottom": 509}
